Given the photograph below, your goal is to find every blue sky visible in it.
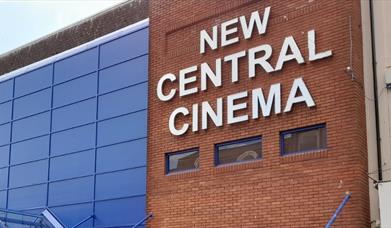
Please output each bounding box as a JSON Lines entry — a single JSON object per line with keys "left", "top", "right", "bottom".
{"left": 0, "top": 0, "right": 125, "bottom": 55}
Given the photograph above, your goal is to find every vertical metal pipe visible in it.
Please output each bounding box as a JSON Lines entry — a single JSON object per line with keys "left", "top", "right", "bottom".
{"left": 369, "top": 0, "right": 383, "bottom": 181}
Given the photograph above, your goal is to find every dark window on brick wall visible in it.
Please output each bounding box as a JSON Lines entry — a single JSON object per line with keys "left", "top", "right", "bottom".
{"left": 215, "top": 136, "right": 262, "bottom": 166}
{"left": 166, "top": 148, "right": 199, "bottom": 174}
{"left": 281, "top": 124, "right": 327, "bottom": 155}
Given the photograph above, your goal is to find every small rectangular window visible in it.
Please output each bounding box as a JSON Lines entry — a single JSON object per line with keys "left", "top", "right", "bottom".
{"left": 166, "top": 148, "right": 199, "bottom": 174}
{"left": 281, "top": 124, "right": 326, "bottom": 155}
{"left": 215, "top": 136, "right": 262, "bottom": 166}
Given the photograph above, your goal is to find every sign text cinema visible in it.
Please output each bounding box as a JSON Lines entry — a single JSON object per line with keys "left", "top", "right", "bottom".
{"left": 156, "top": 6, "right": 332, "bottom": 136}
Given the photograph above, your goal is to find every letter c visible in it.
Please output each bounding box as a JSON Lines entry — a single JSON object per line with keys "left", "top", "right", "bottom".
{"left": 169, "top": 107, "right": 190, "bottom": 136}
{"left": 157, "top": 73, "right": 176, "bottom": 101}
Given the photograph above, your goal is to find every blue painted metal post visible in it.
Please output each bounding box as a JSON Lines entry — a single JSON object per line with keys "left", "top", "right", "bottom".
{"left": 325, "top": 192, "right": 351, "bottom": 228}
{"left": 133, "top": 213, "right": 153, "bottom": 228}
{"left": 71, "top": 215, "right": 94, "bottom": 228}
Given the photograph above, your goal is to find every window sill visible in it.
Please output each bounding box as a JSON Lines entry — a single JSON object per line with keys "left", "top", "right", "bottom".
{"left": 280, "top": 149, "right": 328, "bottom": 163}
{"left": 213, "top": 159, "right": 263, "bottom": 174}
{"left": 165, "top": 169, "right": 199, "bottom": 179}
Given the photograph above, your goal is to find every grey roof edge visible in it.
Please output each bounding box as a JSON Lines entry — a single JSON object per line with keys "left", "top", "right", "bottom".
{"left": 0, "top": 0, "right": 131, "bottom": 59}
{"left": 0, "top": 0, "right": 148, "bottom": 76}
{"left": 0, "top": 18, "right": 149, "bottom": 83}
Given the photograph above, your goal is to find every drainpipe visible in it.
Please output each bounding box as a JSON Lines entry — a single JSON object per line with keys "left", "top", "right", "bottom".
{"left": 369, "top": 0, "right": 383, "bottom": 181}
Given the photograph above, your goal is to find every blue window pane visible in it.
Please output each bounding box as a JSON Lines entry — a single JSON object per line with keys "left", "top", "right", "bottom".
{"left": 11, "top": 135, "right": 49, "bottom": 165}
{"left": 97, "top": 110, "right": 147, "bottom": 147}
{"left": 0, "top": 101, "right": 12, "bottom": 124}
{"left": 97, "top": 139, "right": 146, "bottom": 173}
{"left": 9, "top": 160, "right": 48, "bottom": 188}
{"left": 50, "top": 150, "right": 94, "bottom": 181}
{"left": 13, "top": 89, "right": 51, "bottom": 119}
{"left": 0, "top": 25, "right": 149, "bottom": 226}
{"left": 98, "top": 83, "right": 147, "bottom": 120}
{"left": 51, "top": 124, "right": 95, "bottom": 156}
{"left": 54, "top": 48, "right": 98, "bottom": 84}
{"left": 48, "top": 177, "right": 94, "bottom": 206}
{"left": 0, "top": 80, "right": 14, "bottom": 103}
{"left": 99, "top": 55, "right": 148, "bottom": 94}
{"left": 100, "top": 28, "right": 148, "bottom": 68}
{"left": 0, "top": 145, "right": 9, "bottom": 167}
{"left": 0, "top": 191, "right": 6, "bottom": 208}
{"left": 51, "top": 203, "right": 93, "bottom": 228}
{"left": 0, "top": 123, "right": 11, "bottom": 146}
{"left": 12, "top": 112, "right": 50, "bottom": 142}
{"left": 53, "top": 73, "right": 97, "bottom": 107}
{"left": 94, "top": 196, "right": 146, "bottom": 227}
{"left": 0, "top": 168, "right": 8, "bottom": 190}
{"left": 15, "top": 65, "right": 52, "bottom": 97}
{"left": 8, "top": 184, "right": 47, "bottom": 210}
{"left": 52, "top": 98, "right": 96, "bottom": 132}
{"left": 96, "top": 167, "right": 146, "bottom": 201}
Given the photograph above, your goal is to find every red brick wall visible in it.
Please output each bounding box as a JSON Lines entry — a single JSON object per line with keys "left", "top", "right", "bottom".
{"left": 147, "top": 0, "right": 369, "bottom": 227}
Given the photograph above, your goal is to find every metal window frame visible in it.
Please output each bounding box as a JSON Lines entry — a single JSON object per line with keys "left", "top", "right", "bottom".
{"left": 214, "top": 136, "right": 262, "bottom": 166}
{"left": 280, "top": 123, "right": 327, "bottom": 156}
{"left": 165, "top": 148, "right": 199, "bottom": 174}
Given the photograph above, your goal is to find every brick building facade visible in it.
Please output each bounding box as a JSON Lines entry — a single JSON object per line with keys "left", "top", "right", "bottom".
{"left": 1, "top": 0, "right": 389, "bottom": 227}
{"left": 148, "top": 0, "right": 369, "bottom": 227}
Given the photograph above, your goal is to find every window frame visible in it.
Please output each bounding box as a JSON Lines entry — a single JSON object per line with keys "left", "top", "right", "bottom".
{"left": 280, "top": 123, "right": 327, "bottom": 156}
{"left": 165, "top": 147, "right": 199, "bottom": 174}
{"left": 214, "top": 136, "right": 262, "bottom": 166}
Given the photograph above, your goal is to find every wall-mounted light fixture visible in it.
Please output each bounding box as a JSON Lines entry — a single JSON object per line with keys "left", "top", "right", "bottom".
{"left": 385, "top": 68, "right": 391, "bottom": 89}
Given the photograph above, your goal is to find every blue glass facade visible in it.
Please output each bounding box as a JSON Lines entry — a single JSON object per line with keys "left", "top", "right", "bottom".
{"left": 0, "top": 22, "right": 149, "bottom": 227}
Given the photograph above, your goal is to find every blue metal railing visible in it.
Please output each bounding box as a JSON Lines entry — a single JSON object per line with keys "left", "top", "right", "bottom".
{"left": 0, "top": 208, "right": 151, "bottom": 228}
{"left": 325, "top": 192, "right": 351, "bottom": 228}
{"left": 0, "top": 207, "right": 94, "bottom": 228}
{"left": 0, "top": 208, "right": 44, "bottom": 227}
{"left": 42, "top": 208, "right": 67, "bottom": 228}
{"left": 133, "top": 213, "right": 153, "bottom": 228}
{"left": 71, "top": 215, "right": 94, "bottom": 228}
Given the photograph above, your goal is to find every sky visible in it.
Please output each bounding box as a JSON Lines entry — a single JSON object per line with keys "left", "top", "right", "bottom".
{"left": 0, "top": 0, "right": 125, "bottom": 55}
